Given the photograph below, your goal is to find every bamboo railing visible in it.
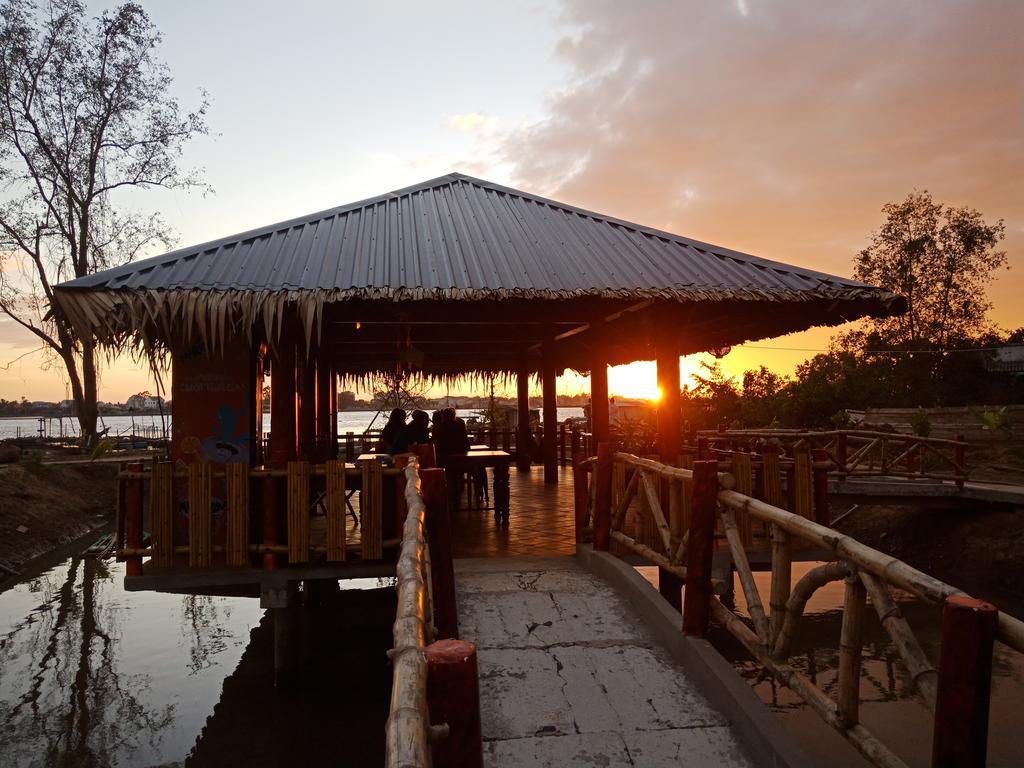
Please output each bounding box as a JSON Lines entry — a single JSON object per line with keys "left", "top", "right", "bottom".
{"left": 116, "top": 459, "right": 402, "bottom": 573}
{"left": 579, "top": 447, "right": 1024, "bottom": 768}
{"left": 698, "top": 428, "right": 969, "bottom": 487}
{"left": 386, "top": 460, "right": 435, "bottom": 768}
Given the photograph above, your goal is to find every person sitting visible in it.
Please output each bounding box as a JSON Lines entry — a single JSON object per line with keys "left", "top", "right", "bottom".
{"left": 434, "top": 408, "right": 470, "bottom": 455}
{"left": 377, "top": 408, "right": 406, "bottom": 452}
{"left": 391, "top": 410, "right": 431, "bottom": 454}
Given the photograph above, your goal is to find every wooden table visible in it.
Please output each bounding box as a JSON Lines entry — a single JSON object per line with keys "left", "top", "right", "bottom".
{"left": 437, "top": 450, "right": 512, "bottom": 524}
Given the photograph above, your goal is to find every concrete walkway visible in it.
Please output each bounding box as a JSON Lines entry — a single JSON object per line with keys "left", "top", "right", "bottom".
{"left": 455, "top": 557, "right": 757, "bottom": 767}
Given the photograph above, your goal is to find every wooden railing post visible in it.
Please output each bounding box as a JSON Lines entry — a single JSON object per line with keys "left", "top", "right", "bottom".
{"left": 124, "top": 462, "right": 144, "bottom": 576}
{"left": 837, "top": 574, "right": 866, "bottom": 728}
{"left": 955, "top": 434, "right": 966, "bottom": 489}
{"left": 592, "top": 443, "right": 614, "bottom": 551}
{"left": 424, "top": 639, "right": 484, "bottom": 768}
{"left": 931, "top": 595, "right": 998, "bottom": 768}
{"left": 262, "top": 473, "right": 278, "bottom": 570}
{"left": 682, "top": 460, "right": 718, "bottom": 637}
{"left": 572, "top": 453, "right": 589, "bottom": 544}
{"left": 812, "top": 448, "right": 830, "bottom": 526}
{"left": 423, "top": 468, "right": 458, "bottom": 640}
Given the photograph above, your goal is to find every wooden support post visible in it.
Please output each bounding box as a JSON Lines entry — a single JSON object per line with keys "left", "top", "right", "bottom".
{"left": 682, "top": 460, "right": 719, "bottom": 637}
{"left": 837, "top": 574, "right": 867, "bottom": 728}
{"left": 268, "top": 334, "right": 298, "bottom": 465}
{"left": 593, "top": 443, "right": 614, "bottom": 551}
{"left": 516, "top": 361, "right": 531, "bottom": 471}
{"left": 316, "top": 356, "right": 331, "bottom": 461}
{"left": 124, "top": 461, "right": 144, "bottom": 576}
{"left": 298, "top": 351, "right": 317, "bottom": 461}
{"left": 931, "top": 595, "right": 998, "bottom": 768}
{"left": 424, "top": 639, "right": 484, "bottom": 768}
{"left": 423, "top": 468, "right": 458, "bottom": 640}
{"left": 573, "top": 453, "right": 589, "bottom": 543}
{"left": 656, "top": 343, "right": 683, "bottom": 609}
{"left": 558, "top": 422, "right": 566, "bottom": 465}
{"left": 812, "top": 447, "right": 830, "bottom": 526}
{"left": 329, "top": 362, "right": 339, "bottom": 458}
{"left": 542, "top": 341, "right": 558, "bottom": 484}
{"left": 591, "top": 343, "right": 610, "bottom": 445}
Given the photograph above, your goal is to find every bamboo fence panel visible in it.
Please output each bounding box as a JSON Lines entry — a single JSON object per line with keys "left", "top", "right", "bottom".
{"left": 150, "top": 461, "right": 174, "bottom": 568}
{"left": 287, "top": 461, "right": 310, "bottom": 563}
{"left": 188, "top": 462, "right": 212, "bottom": 568}
{"left": 225, "top": 462, "right": 249, "bottom": 566}
{"left": 362, "top": 459, "right": 383, "bottom": 560}
{"left": 325, "top": 459, "right": 347, "bottom": 561}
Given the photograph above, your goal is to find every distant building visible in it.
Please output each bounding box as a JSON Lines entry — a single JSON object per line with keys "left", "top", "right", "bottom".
{"left": 985, "top": 345, "right": 1024, "bottom": 374}
{"left": 126, "top": 394, "right": 166, "bottom": 411}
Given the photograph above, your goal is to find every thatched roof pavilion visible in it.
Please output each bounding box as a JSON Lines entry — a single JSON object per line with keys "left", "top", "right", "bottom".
{"left": 53, "top": 173, "right": 903, "bottom": 478}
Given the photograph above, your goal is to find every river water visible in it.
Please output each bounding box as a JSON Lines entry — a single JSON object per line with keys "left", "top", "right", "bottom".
{"left": 0, "top": 408, "right": 586, "bottom": 441}
{"left": 0, "top": 546, "right": 396, "bottom": 767}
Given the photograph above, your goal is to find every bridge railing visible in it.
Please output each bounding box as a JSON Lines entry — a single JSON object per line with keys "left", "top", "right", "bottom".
{"left": 697, "top": 428, "right": 969, "bottom": 487}
{"left": 577, "top": 445, "right": 1024, "bottom": 768}
{"left": 386, "top": 459, "right": 434, "bottom": 767}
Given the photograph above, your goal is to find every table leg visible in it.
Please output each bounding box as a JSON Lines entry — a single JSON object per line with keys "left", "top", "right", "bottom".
{"left": 494, "top": 462, "right": 510, "bottom": 525}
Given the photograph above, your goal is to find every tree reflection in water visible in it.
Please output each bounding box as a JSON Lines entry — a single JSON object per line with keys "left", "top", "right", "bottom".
{"left": 181, "top": 594, "right": 236, "bottom": 675}
{"left": 0, "top": 556, "right": 174, "bottom": 767}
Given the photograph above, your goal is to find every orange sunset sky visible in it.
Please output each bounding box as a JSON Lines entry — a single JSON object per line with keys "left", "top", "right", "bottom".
{"left": 0, "top": 0, "right": 1021, "bottom": 403}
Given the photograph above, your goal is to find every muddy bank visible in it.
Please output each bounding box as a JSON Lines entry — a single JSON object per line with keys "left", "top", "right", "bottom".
{"left": 836, "top": 503, "right": 1024, "bottom": 616}
{"left": 0, "top": 461, "right": 117, "bottom": 581}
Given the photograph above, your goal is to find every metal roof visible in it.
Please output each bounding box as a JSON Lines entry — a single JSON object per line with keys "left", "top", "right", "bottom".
{"left": 58, "top": 173, "right": 893, "bottom": 305}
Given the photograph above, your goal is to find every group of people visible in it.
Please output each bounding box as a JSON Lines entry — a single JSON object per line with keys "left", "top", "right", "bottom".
{"left": 377, "top": 407, "right": 472, "bottom": 456}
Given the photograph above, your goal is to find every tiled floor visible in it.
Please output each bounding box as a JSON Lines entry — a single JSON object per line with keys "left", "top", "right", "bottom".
{"left": 450, "top": 466, "right": 577, "bottom": 558}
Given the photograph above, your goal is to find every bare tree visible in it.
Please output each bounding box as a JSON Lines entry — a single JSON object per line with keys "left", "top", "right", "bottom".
{"left": 0, "top": 1, "right": 209, "bottom": 445}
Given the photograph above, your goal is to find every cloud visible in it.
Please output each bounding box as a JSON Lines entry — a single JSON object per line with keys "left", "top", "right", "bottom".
{"left": 495, "top": 0, "right": 1024, "bottom": 316}
{"left": 447, "top": 112, "right": 496, "bottom": 132}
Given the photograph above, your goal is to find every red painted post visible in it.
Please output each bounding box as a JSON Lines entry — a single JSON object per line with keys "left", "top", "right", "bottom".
{"left": 425, "top": 639, "right": 484, "bottom": 768}
{"left": 811, "top": 448, "right": 830, "bottom": 526}
{"left": 682, "top": 460, "right": 719, "bottom": 637}
{"left": 955, "top": 434, "right": 966, "bottom": 489}
{"left": 931, "top": 595, "right": 998, "bottom": 768}
{"left": 592, "top": 442, "right": 614, "bottom": 551}
{"left": 422, "top": 469, "right": 458, "bottom": 640}
{"left": 124, "top": 461, "right": 144, "bottom": 576}
{"left": 696, "top": 436, "right": 709, "bottom": 459}
{"left": 416, "top": 442, "right": 437, "bottom": 469}
{"left": 572, "top": 453, "right": 589, "bottom": 543}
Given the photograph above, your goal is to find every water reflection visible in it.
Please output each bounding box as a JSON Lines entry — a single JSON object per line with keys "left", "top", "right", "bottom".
{"left": 0, "top": 555, "right": 396, "bottom": 767}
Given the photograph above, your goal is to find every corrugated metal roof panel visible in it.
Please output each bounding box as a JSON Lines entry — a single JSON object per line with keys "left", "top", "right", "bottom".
{"left": 57, "top": 172, "right": 890, "bottom": 304}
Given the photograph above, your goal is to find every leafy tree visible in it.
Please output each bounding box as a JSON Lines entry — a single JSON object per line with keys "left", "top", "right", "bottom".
{"left": 854, "top": 190, "right": 1006, "bottom": 350}
{"left": 0, "top": 1, "right": 208, "bottom": 446}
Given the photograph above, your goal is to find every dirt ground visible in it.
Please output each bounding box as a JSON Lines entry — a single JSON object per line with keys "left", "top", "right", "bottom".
{"left": 0, "top": 461, "right": 117, "bottom": 581}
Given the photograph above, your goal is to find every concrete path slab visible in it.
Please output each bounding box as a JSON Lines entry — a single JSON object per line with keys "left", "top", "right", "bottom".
{"left": 455, "top": 557, "right": 756, "bottom": 768}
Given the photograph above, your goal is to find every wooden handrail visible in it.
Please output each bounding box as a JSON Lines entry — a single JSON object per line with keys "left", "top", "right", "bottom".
{"left": 580, "top": 449, "right": 1022, "bottom": 768}
{"left": 385, "top": 460, "right": 433, "bottom": 768}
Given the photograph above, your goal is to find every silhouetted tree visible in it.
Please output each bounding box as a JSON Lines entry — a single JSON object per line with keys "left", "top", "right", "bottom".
{"left": 0, "top": 1, "right": 209, "bottom": 446}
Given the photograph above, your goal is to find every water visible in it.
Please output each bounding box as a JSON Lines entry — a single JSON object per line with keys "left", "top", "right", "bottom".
{"left": 0, "top": 549, "right": 396, "bottom": 767}
{"left": 0, "top": 408, "right": 586, "bottom": 441}
{"left": 709, "top": 563, "right": 1024, "bottom": 768}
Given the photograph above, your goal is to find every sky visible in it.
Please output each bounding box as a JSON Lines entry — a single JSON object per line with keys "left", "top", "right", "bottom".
{"left": 0, "top": 0, "right": 1021, "bottom": 403}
